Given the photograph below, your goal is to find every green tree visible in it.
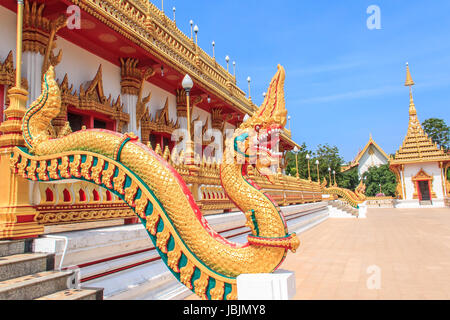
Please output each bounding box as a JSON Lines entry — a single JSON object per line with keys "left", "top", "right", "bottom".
{"left": 286, "top": 143, "right": 344, "bottom": 186}
{"left": 422, "top": 118, "right": 449, "bottom": 151}
{"left": 285, "top": 142, "right": 310, "bottom": 179}
{"left": 362, "top": 164, "right": 397, "bottom": 197}
{"left": 338, "top": 166, "right": 359, "bottom": 190}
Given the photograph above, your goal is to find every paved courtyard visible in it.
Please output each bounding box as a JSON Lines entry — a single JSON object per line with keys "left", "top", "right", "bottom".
{"left": 186, "top": 207, "right": 450, "bottom": 300}
{"left": 285, "top": 207, "right": 450, "bottom": 299}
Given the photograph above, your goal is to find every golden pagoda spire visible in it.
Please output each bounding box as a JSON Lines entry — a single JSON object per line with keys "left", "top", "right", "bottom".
{"left": 405, "top": 62, "right": 416, "bottom": 116}
{"left": 390, "top": 62, "right": 450, "bottom": 165}
{"left": 405, "top": 62, "right": 415, "bottom": 87}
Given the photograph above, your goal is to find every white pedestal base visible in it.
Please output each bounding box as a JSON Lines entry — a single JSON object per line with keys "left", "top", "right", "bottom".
{"left": 358, "top": 202, "right": 367, "bottom": 218}
{"left": 236, "top": 269, "right": 296, "bottom": 300}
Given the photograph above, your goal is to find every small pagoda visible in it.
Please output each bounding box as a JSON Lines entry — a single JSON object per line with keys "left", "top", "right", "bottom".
{"left": 389, "top": 63, "right": 450, "bottom": 207}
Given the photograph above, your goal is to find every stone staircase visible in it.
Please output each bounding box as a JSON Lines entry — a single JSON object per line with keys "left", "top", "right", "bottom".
{"left": 328, "top": 200, "right": 359, "bottom": 218}
{"left": 0, "top": 240, "right": 103, "bottom": 300}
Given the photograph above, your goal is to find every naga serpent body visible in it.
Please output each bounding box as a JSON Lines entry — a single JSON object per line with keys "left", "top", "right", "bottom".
{"left": 12, "top": 65, "right": 299, "bottom": 300}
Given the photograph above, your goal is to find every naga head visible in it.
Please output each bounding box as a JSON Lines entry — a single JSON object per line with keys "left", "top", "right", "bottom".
{"left": 231, "top": 65, "right": 287, "bottom": 181}
{"left": 23, "top": 66, "right": 62, "bottom": 153}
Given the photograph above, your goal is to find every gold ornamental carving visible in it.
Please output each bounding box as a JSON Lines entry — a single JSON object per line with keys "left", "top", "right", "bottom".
{"left": 57, "top": 65, "right": 130, "bottom": 131}
{"left": 141, "top": 97, "right": 179, "bottom": 143}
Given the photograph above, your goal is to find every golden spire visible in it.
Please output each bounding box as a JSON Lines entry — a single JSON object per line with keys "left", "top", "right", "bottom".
{"left": 408, "top": 88, "right": 416, "bottom": 116}
{"left": 390, "top": 62, "right": 450, "bottom": 165}
{"left": 405, "top": 62, "right": 415, "bottom": 87}
{"left": 405, "top": 62, "right": 416, "bottom": 116}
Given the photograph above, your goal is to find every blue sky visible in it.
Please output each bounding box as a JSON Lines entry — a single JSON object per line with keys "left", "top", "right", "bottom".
{"left": 160, "top": 0, "right": 450, "bottom": 161}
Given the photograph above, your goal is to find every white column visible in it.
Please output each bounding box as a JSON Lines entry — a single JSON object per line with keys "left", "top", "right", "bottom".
{"left": 400, "top": 169, "right": 407, "bottom": 200}
{"left": 22, "top": 52, "right": 44, "bottom": 205}
{"left": 122, "top": 93, "right": 140, "bottom": 138}
{"left": 444, "top": 167, "right": 448, "bottom": 195}
{"left": 22, "top": 51, "right": 44, "bottom": 106}
{"left": 176, "top": 116, "right": 188, "bottom": 151}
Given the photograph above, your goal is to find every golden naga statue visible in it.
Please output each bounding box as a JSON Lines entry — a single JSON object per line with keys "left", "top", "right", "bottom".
{"left": 12, "top": 65, "right": 299, "bottom": 300}
{"left": 354, "top": 179, "right": 367, "bottom": 200}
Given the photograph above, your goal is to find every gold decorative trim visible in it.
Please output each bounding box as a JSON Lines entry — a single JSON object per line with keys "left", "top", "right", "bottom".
{"left": 0, "top": 51, "right": 29, "bottom": 106}
{"left": 141, "top": 97, "right": 179, "bottom": 143}
{"left": 57, "top": 66, "right": 130, "bottom": 131}
{"left": 120, "top": 58, "right": 155, "bottom": 96}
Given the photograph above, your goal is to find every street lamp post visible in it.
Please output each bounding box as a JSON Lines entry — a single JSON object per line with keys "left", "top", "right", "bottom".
{"left": 306, "top": 154, "right": 311, "bottom": 181}
{"left": 333, "top": 170, "right": 336, "bottom": 186}
{"left": 189, "top": 20, "right": 194, "bottom": 39}
{"left": 182, "top": 74, "right": 194, "bottom": 165}
{"left": 247, "top": 76, "right": 251, "bottom": 100}
{"left": 225, "top": 55, "right": 230, "bottom": 73}
{"left": 316, "top": 159, "right": 320, "bottom": 183}
{"left": 212, "top": 41, "right": 215, "bottom": 59}
{"left": 193, "top": 25, "right": 199, "bottom": 45}
{"left": 379, "top": 183, "right": 382, "bottom": 194}
{"left": 328, "top": 167, "right": 331, "bottom": 187}
{"left": 293, "top": 146, "right": 299, "bottom": 179}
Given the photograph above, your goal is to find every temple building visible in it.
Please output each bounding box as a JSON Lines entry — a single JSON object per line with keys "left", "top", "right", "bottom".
{"left": 0, "top": 0, "right": 317, "bottom": 237}
{"left": 341, "top": 134, "right": 389, "bottom": 177}
{"left": 0, "top": 0, "right": 299, "bottom": 155}
{"left": 0, "top": 0, "right": 329, "bottom": 300}
{"left": 389, "top": 63, "right": 450, "bottom": 207}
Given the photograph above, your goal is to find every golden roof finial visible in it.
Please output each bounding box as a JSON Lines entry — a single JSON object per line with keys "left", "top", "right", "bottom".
{"left": 409, "top": 87, "right": 416, "bottom": 116}
{"left": 405, "top": 62, "right": 415, "bottom": 87}
{"left": 405, "top": 63, "right": 416, "bottom": 116}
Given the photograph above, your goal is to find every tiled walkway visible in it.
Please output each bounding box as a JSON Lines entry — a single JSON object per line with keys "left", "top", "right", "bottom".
{"left": 186, "top": 207, "right": 450, "bottom": 300}
{"left": 283, "top": 208, "right": 450, "bottom": 299}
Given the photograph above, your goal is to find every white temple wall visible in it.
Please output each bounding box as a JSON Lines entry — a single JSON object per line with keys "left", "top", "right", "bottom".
{"left": 56, "top": 38, "right": 122, "bottom": 99}
{"left": 0, "top": 5, "right": 236, "bottom": 158}
{"left": 57, "top": 38, "right": 179, "bottom": 128}
{"left": 143, "top": 81, "right": 176, "bottom": 123}
{"left": 23, "top": 52, "right": 43, "bottom": 104}
{"left": 0, "top": 6, "right": 16, "bottom": 64}
{"left": 403, "top": 162, "right": 445, "bottom": 200}
{"left": 122, "top": 94, "right": 138, "bottom": 135}
{"left": 358, "top": 147, "right": 388, "bottom": 176}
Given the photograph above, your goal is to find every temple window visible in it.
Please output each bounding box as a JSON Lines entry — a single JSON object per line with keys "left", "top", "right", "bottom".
{"left": 68, "top": 112, "right": 84, "bottom": 132}
{"left": 93, "top": 189, "right": 100, "bottom": 201}
{"left": 79, "top": 189, "right": 87, "bottom": 202}
{"left": 45, "top": 187, "right": 54, "bottom": 202}
{"left": 63, "top": 189, "right": 71, "bottom": 202}
{"left": 67, "top": 107, "right": 115, "bottom": 132}
{"left": 94, "top": 119, "right": 107, "bottom": 129}
{"left": 150, "top": 133, "right": 174, "bottom": 151}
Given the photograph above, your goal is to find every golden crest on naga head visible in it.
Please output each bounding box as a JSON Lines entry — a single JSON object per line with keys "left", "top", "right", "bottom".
{"left": 240, "top": 65, "right": 288, "bottom": 130}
